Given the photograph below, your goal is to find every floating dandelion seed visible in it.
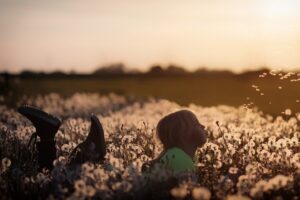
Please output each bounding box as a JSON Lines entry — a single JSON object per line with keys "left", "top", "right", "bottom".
{"left": 285, "top": 109, "right": 292, "bottom": 116}
{"left": 269, "top": 70, "right": 278, "bottom": 76}
{"left": 259, "top": 73, "right": 267, "bottom": 78}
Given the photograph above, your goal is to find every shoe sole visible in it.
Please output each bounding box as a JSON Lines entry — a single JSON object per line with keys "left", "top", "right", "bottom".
{"left": 18, "top": 105, "right": 61, "bottom": 128}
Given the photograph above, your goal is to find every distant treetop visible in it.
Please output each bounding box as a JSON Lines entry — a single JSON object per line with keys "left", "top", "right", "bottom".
{"left": 93, "top": 63, "right": 126, "bottom": 75}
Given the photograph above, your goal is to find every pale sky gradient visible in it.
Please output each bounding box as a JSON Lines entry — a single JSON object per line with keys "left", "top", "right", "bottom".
{"left": 0, "top": 0, "right": 300, "bottom": 73}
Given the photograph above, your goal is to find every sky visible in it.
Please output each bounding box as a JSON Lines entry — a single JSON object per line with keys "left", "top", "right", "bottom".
{"left": 0, "top": 0, "right": 300, "bottom": 73}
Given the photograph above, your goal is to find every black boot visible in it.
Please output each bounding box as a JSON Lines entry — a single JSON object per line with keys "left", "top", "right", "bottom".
{"left": 69, "top": 115, "right": 106, "bottom": 165}
{"left": 36, "top": 140, "right": 56, "bottom": 170}
{"left": 18, "top": 105, "right": 61, "bottom": 170}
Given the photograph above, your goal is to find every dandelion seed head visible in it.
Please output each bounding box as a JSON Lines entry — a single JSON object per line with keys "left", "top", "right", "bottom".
{"left": 170, "top": 186, "right": 188, "bottom": 199}
{"left": 229, "top": 167, "right": 239, "bottom": 174}
{"left": 2, "top": 93, "right": 300, "bottom": 198}
{"left": 192, "top": 187, "right": 211, "bottom": 200}
{"left": 1, "top": 157, "right": 11, "bottom": 172}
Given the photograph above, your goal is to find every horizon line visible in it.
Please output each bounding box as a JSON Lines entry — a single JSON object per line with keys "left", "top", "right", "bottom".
{"left": 1, "top": 64, "right": 299, "bottom": 75}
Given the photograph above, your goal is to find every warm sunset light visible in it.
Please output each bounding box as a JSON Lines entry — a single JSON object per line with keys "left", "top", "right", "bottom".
{"left": 260, "top": 0, "right": 298, "bottom": 19}
{"left": 2, "top": 2, "right": 300, "bottom": 200}
{"left": 0, "top": 0, "right": 300, "bottom": 72}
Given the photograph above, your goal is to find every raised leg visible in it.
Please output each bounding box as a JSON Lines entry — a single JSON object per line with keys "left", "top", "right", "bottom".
{"left": 69, "top": 115, "right": 106, "bottom": 165}
{"left": 18, "top": 105, "right": 61, "bottom": 170}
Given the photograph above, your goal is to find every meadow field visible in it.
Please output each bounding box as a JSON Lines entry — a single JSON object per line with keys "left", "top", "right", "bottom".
{"left": 0, "top": 70, "right": 300, "bottom": 199}
{"left": 1, "top": 92, "right": 300, "bottom": 199}
{"left": 2, "top": 0, "right": 300, "bottom": 198}
{"left": 1, "top": 71, "right": 300, "bottom": 117}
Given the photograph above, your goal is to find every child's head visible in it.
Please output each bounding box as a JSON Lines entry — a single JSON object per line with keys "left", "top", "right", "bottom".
{"left": 156, "top": 110, "right": 207, "bottom": 150}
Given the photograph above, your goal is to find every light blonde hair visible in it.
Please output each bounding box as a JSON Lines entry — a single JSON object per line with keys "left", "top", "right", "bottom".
{"left": 156, "top": 109, "right": 199, "bottom": 150}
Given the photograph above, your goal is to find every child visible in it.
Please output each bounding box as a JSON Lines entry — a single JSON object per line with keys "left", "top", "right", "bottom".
{"left": 142, "top": 110, "right": 208, "bottom": 174}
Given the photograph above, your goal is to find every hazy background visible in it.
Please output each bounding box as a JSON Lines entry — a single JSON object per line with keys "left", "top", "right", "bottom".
{"left": 1, "top": 0, "right": 300, "bottom": 73}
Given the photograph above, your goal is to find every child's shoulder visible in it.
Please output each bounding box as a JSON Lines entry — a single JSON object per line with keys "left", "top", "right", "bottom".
{"left": 162, "top": 147, "right": 187, "bottom": 157}
{"left": 160, "top": 147, "right": 194, "bottom": 173}
{"left": 161, "top": 147, "right": 192, "bottom": 162}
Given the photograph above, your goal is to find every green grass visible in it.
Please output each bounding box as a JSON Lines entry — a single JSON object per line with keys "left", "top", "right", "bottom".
{"left": 2, "top": 75, "right": 300, "bottom": 116}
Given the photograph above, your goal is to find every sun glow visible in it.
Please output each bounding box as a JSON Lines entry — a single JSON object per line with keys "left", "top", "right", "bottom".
{"left": 1, "top": 0, "right": 300, "bottom": 72}
{"left": 260, "top": 0, "right": 298, "bottom": 19}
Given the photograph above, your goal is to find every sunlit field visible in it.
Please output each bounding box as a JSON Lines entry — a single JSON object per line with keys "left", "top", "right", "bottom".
{"left": 1, "top": 92, "right": 300, "bottom": 199}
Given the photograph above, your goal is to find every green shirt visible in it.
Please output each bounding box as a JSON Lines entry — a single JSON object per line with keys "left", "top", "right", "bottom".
{"left": 159, "top": 147, "right": 195, "bottom": 173}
